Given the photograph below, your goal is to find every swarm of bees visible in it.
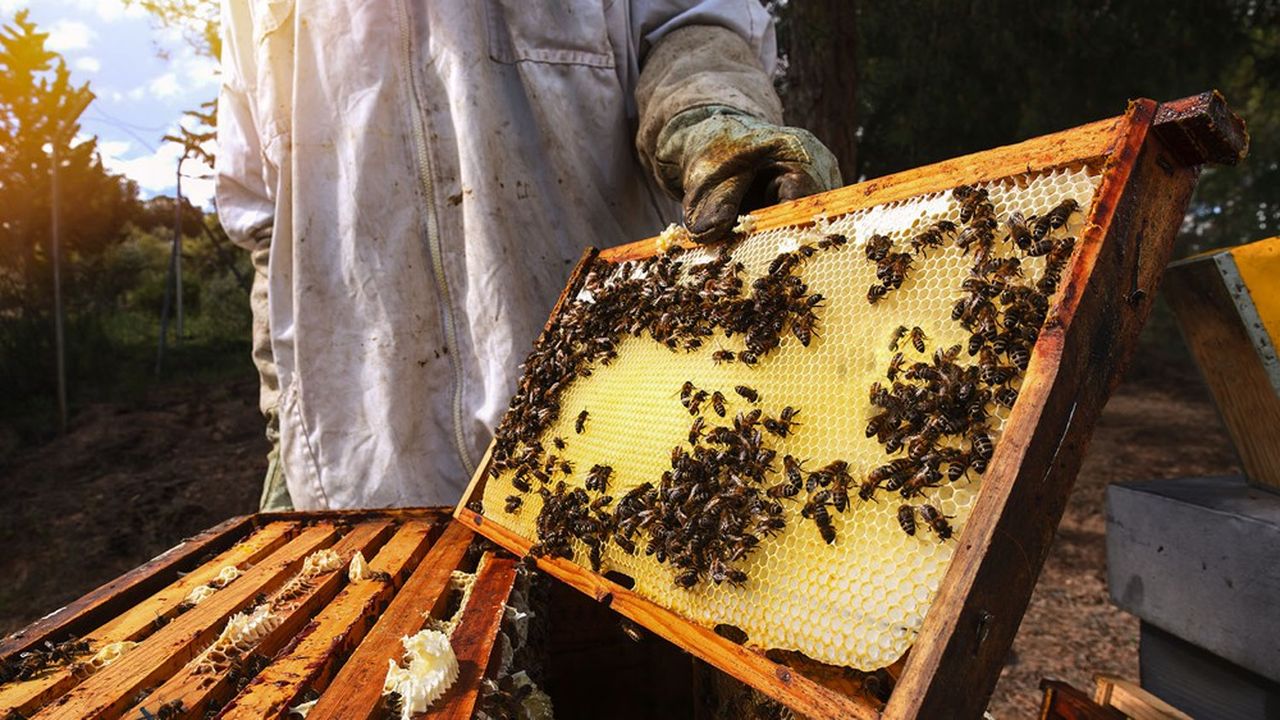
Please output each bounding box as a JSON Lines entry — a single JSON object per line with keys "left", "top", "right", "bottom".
{"left": 863, "top": 186, "right": 1080, "bottom": 539}
{"left": 0, "top": 636, "right": 90, "bottom": 684}
{"left": 608, "top": 397, "right": 799, "bottom": 588}
{"left": 487, "top": 233, "right": 853, "bottom": 587}
{"left": 491, "top": 180, "right": 1081, "bottom": 586}
{"left": 487, "top": 234, "right": 850, "bottom": 492}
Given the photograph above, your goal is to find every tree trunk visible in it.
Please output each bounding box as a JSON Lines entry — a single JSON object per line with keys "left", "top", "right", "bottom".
{"left": 779, "top": 0, "right": 859, "bottom": 183}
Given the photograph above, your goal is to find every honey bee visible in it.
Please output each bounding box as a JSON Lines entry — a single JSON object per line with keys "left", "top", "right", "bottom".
{"left": 920, "top": 504, "right": 954, "bottom": 540}
{"left": 908, "top": 326, "right": 927, "bottom": 353}
{"left": 910, "top": 222, "right": 952, "bottom": 255}
{"left": 867, "top": 283, "right": 889, "bottom": 304}
{"left": 156, "top": 700, "right": 186, "bottom": 720}
{"left": 504, "top": 495, "right": 523, "bottom": 513}
{"left": 712, "top": 349, "right": 735, "bottom": 364}
{"left": 512, "top": 475, "right": 532, "bottom": 493}
{"left": 764, "top": 406, "right": 800, "bottom": 437}
{"left": 575, "top": 409, "right": 589, "bottom": 434}
{"left": 935, "top": 344, "right": 962, "bottom": 364}
{"left": 994, "top": 386, "right": 1019, "bottom": 408}
{"left": 738, "top": 350, "right": 759, "bottom": 366}
{"left": 877, "top": 252, "right": 913, "bottom": 289}
{"left": 559, "top": 460, "right": 574, "bottom": 476}
{"left": 802, "top": 496, "right": 837, "bottom": 544}
{"left": 790, "top": 312, "right": 817, "bottom": 347}
{"left": 819, "top": 233, "right": 849, "bottom": 250}
{"left": 687, "top": 389, "right": 708, "bottom": 414}
{"left": 680, "top": 381, "right": 695, "bottom": 402}
{"left": 783, "top": 454, "right": 805, "bottom": 486}
{"left": 711, "top": 391, "right": 727, "bottom": 417}
{"left": 1005, "top": 211, "right": 1032, "bottom": 249}
{"left": 970, "top": 431, "right": 994, "bottom": 464}
{"left": 466, "top": 500, "right": 485, "bottom": 516}
{"left": 864, "top": 234, "right": 893, "bottom": 261}
{"left": 552, "top": 436, "right": 566, "bottom": 450}
{"left": 945, "top": 453, "right": 972, "bottom": 483}
{"left": 1034, "top": 198, "right": 1080, "bottom": 239}
{"left": 675, "top": 569, "right": 699, "bottom": 589}
{"left": 900, "top": 464, "right": 943, "bottom": 499}
{"left": 857, "top": 475, "right": 882, "bottom": 502}
{"left": 831, "top": 479, "right": 850, "bottom": 513}
{"left": 710, "top": 559, "right": 748, "bottom": 587}
{"left": 585, "top": 464, "right": 613, "bottom": 492}
{"left": 966, "top": 333, "right": 986, "bottom": 357}
{"left": 889, "top": 325, "right": 908, "bottom": 351}
{"left": 897, "top": 505, "right": 917, "bottom": 536}
{"left": 688, "top": 416, "right": 706, "bottom": 445}
{"left": 887, "top": 352, "right": 906, "bottom": 381}
{"left": 1025, "top": 236, "right": 1055, "bottom": 257}
{"left": 1008, "top": 343, "right": 1031, "bottom": 370}
{"left": 734, "top": 385, "right": 759, "bottom": 403}
{"left": 614, "top": 534, "right": 637, "bottom": 555}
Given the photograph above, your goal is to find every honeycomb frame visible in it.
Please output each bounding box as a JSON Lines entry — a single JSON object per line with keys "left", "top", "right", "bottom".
{"left": 456, "top": 96, "right": 1240, "bottom": 719}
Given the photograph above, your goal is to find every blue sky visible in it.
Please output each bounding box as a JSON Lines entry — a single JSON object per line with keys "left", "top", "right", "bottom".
{"left": 2, "top": 0, "right": 218, "bottom": 206}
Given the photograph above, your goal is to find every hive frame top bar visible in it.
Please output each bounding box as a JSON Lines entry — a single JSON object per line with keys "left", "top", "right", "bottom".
{"left": 455, "top": 93, "right": 1245, "bottom": 719}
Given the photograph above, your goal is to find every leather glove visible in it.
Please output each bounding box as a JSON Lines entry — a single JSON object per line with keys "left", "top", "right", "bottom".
{"left": 655, "top": 106, "right": 842, "bottom": 244}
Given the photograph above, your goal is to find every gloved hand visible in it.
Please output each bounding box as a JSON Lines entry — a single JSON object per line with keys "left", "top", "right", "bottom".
{"left": 655, "top": 106, "right": 842, "bottom": 244}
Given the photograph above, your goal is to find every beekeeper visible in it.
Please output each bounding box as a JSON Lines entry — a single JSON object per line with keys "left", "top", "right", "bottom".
{"left": 217, "top": 1, "right": 841, "bottom": 510}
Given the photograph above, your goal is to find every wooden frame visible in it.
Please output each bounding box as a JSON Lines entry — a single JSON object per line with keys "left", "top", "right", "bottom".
{"left": 0, "top": 509, "right": 529, "bottom": 720}
{"left": 455, "top": 92, "right": 1247, "bottom": 719}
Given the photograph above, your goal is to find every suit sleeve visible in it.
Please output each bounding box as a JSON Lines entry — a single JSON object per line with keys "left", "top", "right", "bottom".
{"left": 629, "top": 1, "right": 785, "bottom": 189}
{"left": 215, "top": 0, "right": 274, "bottom": 251}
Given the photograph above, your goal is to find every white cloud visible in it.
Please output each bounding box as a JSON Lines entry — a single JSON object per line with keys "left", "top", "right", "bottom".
{"left": 148, "top": 72, "right": 180, "bottom": 99}
{"left": 99, "top": 139, "right": 131, "bottom": 157}
{"left": 98, "top": 136, "right": 216, "bottom": 208}
{"left": 0, "top": 0, "right": 28, "bottom": 15}
{"left": 133, "top": 49, "right": 219, "bottom": 102}
{"left": 45, "top": 19, "right": 95, "bottom": 52}
{"left": 68, "top": 0, "right": 145, "bottom": 23}
{"left": 74, "top": 56, "right": 101, "bottom": 73}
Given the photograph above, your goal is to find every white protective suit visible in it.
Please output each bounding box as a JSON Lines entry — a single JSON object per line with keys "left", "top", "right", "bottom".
{"left": 216, "top": 1, "right": 796, "bottom": 509}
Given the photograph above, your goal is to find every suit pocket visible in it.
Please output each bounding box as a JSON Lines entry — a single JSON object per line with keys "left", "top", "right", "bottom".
{"left": 486, "top": 0, "right": 614, "bottom": 67}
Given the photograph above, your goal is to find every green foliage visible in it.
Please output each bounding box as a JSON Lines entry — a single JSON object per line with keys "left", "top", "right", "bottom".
{"left": 776, "top": 0, "right": 1280, "bottom": 255}
{"left": 0, "top": 11, "right": 251, "bottom": 442}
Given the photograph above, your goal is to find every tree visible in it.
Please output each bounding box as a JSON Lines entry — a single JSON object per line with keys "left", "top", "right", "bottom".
{"left": 0, "top": 10, "right": 138, "bottom": 317}
{"left": 775, "top": 1, "right": 859, "bottom": 181}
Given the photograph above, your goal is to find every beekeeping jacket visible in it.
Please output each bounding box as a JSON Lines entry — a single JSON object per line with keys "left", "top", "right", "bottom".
{"left": 217, "top": 1, "right": 787, "bottom": 509}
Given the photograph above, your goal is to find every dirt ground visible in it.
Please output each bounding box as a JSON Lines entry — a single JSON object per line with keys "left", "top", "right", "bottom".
{"left": 0, "top": 361, "right": 1240, "bottom": 716}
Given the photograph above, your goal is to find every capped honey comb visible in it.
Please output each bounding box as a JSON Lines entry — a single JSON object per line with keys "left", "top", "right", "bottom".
{"left": 479, "top": 165, "right": 1102, "bottom": 670}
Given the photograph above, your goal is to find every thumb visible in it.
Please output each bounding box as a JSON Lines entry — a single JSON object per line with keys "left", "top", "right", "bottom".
{"left": 683, "top": 170, "right": 755, "bottom": 245}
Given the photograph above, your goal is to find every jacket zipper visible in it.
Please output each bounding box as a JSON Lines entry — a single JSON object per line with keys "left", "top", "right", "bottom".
{"left": 395, "top": 0, "right": 476, "bottom": 479}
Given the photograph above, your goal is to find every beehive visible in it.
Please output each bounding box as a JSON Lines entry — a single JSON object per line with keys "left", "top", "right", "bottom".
{"left": 459, "top": 94, "right": 1248, "bottom": 718}
{"left": 475, "top": 166, "right": 1101, "bottom": 671}
{"left": 0, "top": 510, "right": 527, "bottom": 720}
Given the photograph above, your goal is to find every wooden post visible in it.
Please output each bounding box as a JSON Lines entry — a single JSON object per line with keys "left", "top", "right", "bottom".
{"left": 49, "top": 141, "right": 67, "bottom": 434}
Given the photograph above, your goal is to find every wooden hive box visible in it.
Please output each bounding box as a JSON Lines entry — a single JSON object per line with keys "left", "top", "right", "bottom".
{"left": 0, "top": 510, "right": 527, "bottom": 719}
{"left": 1164, "top": 234, "right": 1280, "bottom": 493}
{"left": 455, "top": 92, "right": 1248, "bottom": 719}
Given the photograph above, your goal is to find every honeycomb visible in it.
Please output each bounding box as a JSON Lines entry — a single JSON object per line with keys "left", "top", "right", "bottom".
{"left": 479, "top": 165, "right": 1102, "bottom": 670}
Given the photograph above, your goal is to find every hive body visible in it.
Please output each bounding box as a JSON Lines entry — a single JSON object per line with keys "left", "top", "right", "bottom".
{"left": 480, "top": 166, "right": 1102, "bottom": 670}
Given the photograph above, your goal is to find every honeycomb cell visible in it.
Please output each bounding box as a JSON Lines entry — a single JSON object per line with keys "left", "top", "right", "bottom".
{"left": 480, "top": 166, "right": 1102, "bottom": 670}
